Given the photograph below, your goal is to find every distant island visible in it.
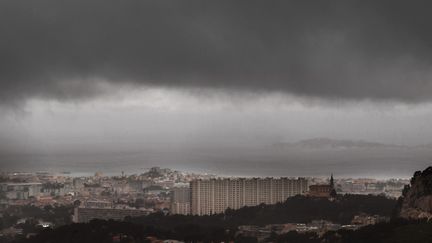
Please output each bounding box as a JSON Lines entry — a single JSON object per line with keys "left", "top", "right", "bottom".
{"left": 273, "top": 138, "right": 407, "bottom": 150}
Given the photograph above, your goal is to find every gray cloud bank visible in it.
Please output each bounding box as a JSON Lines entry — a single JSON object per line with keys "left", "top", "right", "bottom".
{"left": 2, "top": 0, "right": 432, "bottom": 105}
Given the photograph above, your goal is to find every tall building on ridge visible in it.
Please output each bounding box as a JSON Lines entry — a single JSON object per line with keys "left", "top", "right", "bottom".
{"left": 309, "top": 174, "right": 336, "bottom": 198}
{"left": 190, "top": 177, "right": 309, "bottom": 216}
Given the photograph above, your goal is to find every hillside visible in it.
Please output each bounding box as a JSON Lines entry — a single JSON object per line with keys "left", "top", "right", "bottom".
{"left": 397, "top": 166, "right": 432, "bottom": 219}
{"left": 14, "top": 194, "right": 395, "bottom": 243}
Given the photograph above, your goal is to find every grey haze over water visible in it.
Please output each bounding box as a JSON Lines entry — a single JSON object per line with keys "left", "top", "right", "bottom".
{"left": 1, "top": 95, "right": 432, "bottom": 179}
{"left": 2, "top": 141, "right": 431, "bottom": 179}
{"left": 1, "top": 1, "right": 432, "bottom": 178}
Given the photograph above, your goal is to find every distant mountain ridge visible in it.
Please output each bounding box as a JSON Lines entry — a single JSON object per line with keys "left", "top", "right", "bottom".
{"left": 273, "top": 138, "right": 403, "bottom": 149}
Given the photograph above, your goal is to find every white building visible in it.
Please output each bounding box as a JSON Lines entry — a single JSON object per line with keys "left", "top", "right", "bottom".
{"left": 170, "top": 186, "right": 190, "bottom": 215}
{"left": 190, "top": 177, "right": 308, "bottom": 215}
{"left": 0, "top": 182, "right": 43, "bottom": 200}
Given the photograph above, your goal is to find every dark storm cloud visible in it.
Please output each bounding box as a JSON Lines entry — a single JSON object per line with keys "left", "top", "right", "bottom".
{"left": 1, "top": 0, "right": 432, "bottom": 105}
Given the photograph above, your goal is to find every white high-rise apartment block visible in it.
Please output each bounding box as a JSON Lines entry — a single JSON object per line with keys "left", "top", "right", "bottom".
{"left": 190, "top": 177, "right": 308, "bottom": 216}
{"left": 170, "top": 186, "right": 191, "bottom": 215}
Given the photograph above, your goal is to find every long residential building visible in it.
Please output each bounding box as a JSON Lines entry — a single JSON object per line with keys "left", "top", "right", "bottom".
{"left": 190, "top": 177, "right": 309, "bottom": 215}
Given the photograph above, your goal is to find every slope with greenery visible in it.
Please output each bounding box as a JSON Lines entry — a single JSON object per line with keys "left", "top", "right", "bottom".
{"left": 14, "top": 194, "right": 396, "bottom": 243}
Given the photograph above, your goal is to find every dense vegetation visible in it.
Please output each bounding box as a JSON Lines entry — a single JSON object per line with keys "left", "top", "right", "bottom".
{"left": 1, "top": 205, "right": 73, "bottom": 229}
{"left": 17, "top": 219, "right": 432, "bottom": 243}
{"left": 128, "top": 194, "right": 396, "bottom": 227}
{"left": 269, "top": 219, "right": 432, "bottom": 243}
{"left": 15, "top": 220, "right": 232, "bottom": 243}
{"left": 1, "top": 205, "right": 73, "bottom": 243}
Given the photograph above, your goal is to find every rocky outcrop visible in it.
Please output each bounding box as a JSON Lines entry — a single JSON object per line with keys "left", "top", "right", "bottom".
{"left": 398, "top": 166, "right": 432, "bottom": 219}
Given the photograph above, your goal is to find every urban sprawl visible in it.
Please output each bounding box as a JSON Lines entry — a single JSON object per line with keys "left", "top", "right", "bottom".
{"left": 0, "top": 167, "right": 408, "bottom": 241}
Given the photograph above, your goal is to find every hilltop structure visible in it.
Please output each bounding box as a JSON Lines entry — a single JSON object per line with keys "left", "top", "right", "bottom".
{"left": 308, "top": 174, "right": 337, "bottom": 198}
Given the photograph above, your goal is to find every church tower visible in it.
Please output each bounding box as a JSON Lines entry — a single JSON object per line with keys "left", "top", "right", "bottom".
{"left": 330, "top": 173, "right": 334, "bottom": 189}
{"left": 329, "top": 173, "right": 337, "bottom": 198}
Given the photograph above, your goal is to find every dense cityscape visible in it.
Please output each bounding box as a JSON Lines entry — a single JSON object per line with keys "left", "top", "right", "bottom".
{"left": 0, "top": 167, "right": 409, "bottom": 242}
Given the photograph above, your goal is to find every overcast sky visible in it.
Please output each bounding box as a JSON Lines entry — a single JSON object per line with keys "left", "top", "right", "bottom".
{"left": 1, "top": 0, "right": 432, "bottom": 176}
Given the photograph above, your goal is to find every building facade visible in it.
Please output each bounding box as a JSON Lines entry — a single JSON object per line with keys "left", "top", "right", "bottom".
{"left": 190, "top": 177, "right": 309, "bottom": 215}
{"left": 0, "top": 183, "right": 43, "bottom": 200}
{"left": 170, "top": 186, "right": 190, "bottom": 215}
{"left": 308, "top": 174, "right": 336, "bottom": 198}
{"left": 308, "top": 185, "right": 333, "bottom": 198}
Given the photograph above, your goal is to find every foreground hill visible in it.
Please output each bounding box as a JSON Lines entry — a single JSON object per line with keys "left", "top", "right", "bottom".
{"left": 129, "top": 194, "right": 395, "bottom": 227}
{"left": 271, "top": 219, "right": 432, "bottom": 243}
{"left": 13, "top": 194, "right": 395, "bottom": 243}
